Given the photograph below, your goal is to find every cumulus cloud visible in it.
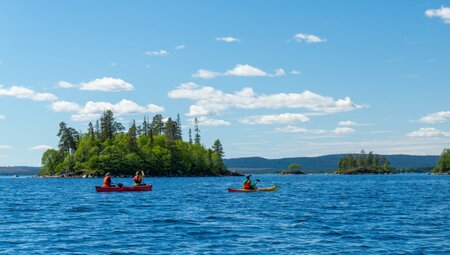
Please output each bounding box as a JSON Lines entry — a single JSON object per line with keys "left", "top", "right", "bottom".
{"left": 407, "top": 127, "right": 450, "bottom": 137}
{"left": 291, "top": 70, "right": 301, "bottom": 75}
{"left": 275, "top": 69, "right": 286, "bottom": 77}
{"left": 240, "top": 113, "right": 309, "bottom": 125}
{"left": 57, "top": 81, "right": 76, "bottom": 88}
{"left": 175, "top": 45, "right": 185, "bottom": 50}
{"left": 51, "top": 101, "right": 81, "bottom": 112}
{"left": 79, "top": 77, "right": 134, "bottom": 92}
{"left": 0, "top": 145, "right": 12, "bottom": 149}
{"left": 425, "top": 6, "right": 450, "bottom": 24}
{"left": 225, "top": 64, "right": 268, "bottom": 77}
{"left": 67, "top": 99, "right": 164, "bottom": 121}
{"left": 418, "top": 111, "right": 450, "bottom": 124}
{"left": 0, "top": 85, "right": 57, "bottom": 101}
{"left": 216, "top": 37, "right": 240, "bottom": 43}
{"left": 168, "top": 83, "right": 363, "bottom": 117}
{"left": 275, "top": 125, "right": 355, "bottom": 135}
{"left": 145, "top": 50, "right": 168, "bottom": 56}
{"left": 192, "top": 69, "right": 221, "bottom": 79}
{"left": 294, "top": 33, "right": 326, "bottom": 43}
{"left": 0, "top": 115, "right": 5, "bottom": 120}
{"left": 192, "top": 64, "right": 287, "bottom": 79}
{"left": 29, "top": 145, "right": 53, "bottom": 150}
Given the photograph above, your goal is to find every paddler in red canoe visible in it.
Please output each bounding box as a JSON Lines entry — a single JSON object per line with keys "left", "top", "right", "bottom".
{"left": 103, "top": 172, "right": 113, "bottom": 187}
{"left": 133, "top": 170, "right": 145, "bottom": 186}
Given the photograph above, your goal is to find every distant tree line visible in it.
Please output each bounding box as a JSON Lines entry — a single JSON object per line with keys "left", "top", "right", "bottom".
{"left": 280, "top": 163, "right": 305, "bottom": 175}
{"left": 39, "top": 110, "right": 233, "bottom": 177}
{"left": 337, "top": 150, "right": 392, "bottom": 174}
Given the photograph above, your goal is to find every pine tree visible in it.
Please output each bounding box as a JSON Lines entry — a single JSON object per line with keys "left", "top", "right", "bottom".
{"left": 88, "top": 122, "right": 95, "bottom": 141}
{"left": 188, "top": 128, "right": 192, "bottom": 144}
{"left": 165, "top": 118, "right": 176, "bottom": 141}
{"left": 151, "top": 114, "right": 165, "bottom": 135}
{"left": 175, "top": 113, "right": 182, "bottom": 140}
{"left": 212, "top": 139, "right": 224, "bottom": 159}
{"left": 57, "top": 122, "right": 78, "bottom": 153}
{"left": 194, "top": 117, "right": 201, "bottom": 144}
{"left": 128, "top": 120, "right": 138, "bottom": 152}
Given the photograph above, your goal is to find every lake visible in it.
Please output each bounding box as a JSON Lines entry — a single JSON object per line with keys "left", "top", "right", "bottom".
{"left": 0, "top": 174, "right": 449, "bottom": 254}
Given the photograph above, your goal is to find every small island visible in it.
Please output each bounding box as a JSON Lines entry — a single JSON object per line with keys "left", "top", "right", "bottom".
{"left": 336, "top": 150, "right": 392, "bottom": 174}
{"left": 280, "top": 163, "right": 305, "bottom": 175}
{"left": 39, "top": 110, "right": 240, "bottom": 177}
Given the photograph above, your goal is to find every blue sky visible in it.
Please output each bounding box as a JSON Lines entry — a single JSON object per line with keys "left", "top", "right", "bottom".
{"left": 1, "top": 1, "right": 450, "bottom": 166}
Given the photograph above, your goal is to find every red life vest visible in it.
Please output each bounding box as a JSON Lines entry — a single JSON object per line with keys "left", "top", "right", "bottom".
{"left": 134, "top": 175, "right": 142, "bottom": 185}
{"left": 243, "top": 179, "right": 252, "bottom": 189}
{"left": 103, "top": 176, "right": 111, "bottom": 187}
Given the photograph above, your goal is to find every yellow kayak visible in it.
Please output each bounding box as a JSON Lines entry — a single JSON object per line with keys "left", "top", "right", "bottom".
{"left": 227, "top": 186, "right": 277, "bottom": 192}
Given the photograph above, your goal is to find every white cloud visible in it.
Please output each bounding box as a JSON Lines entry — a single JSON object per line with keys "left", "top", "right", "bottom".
{"left": 225, "top": 64, "right": 268, "bottom": 77}
{"left": 145, "top": 50, "right": 168, "bottom": 56}
{"left": 419, "top": 111, "right": 450, "bottom": 124}
{"left": 57, "top": 81, "right": 76, "bottom": 89}
{"left": 69, "top": 99, "right": 164, "bottom": 121}
{"left": 168, "top": 83, "right": 363, "bottom": 117}
{"left": 332, "top": 127, "right": 355, "bottom": 134}
{"left": 291, "top": 70, "right": 301, "bottom": 75}
{"left": 294, "top": 33, "right": 326, "bottom": 43}
{"left": 425, "top": 6, "right": 450, "bottom": 24}
{"left": 0, "top": 85, "right": 57, "bottom": 101}
{"left": 192, "top": 69, "right": 221, "bottom": 79}
{"left": 79, "top": 77, "right": 134, "bottom": 92}
{"left": 337, "top": 121, "right": 361, "bottom": 126}
{"left": 0, "top": 115, "right": 5, "bottom": 120}
{"left": 275, "top": 68, "right": 286, "bottom": 77}
{"left": 216, "top": 37, "right": 240, "bottom": 43}
{"left": 175, "top": 45, "right": 185, "bottom": 50}
{"left": 51, "top": 101, "right": 81, "bottom": 112}
{"left": 275, "top": 125, "right": 354, "bottom": 135}
{"left": 193, "top": 65, "right": 289, "bottom": 79}
{"left": 29, "top": 145, "right": 53, "bottom": 150}
{"left": 407, "top": 127, "right": 450, "bottom": 137}
{"left": 0, "top": 145, "right": 12, "bottom": 149}
{"left": 192, "top": 116, "right": 231, "bottom": 127}
{"left": 240, "top": 113, "right": 309, "bottom": 125}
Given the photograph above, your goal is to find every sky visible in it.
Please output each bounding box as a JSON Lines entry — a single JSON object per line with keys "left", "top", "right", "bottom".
{"left": 1, "top": 1, "right": 450, "bottom": 166}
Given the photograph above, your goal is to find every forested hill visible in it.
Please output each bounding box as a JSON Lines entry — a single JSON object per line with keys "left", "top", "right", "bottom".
{"left": 224, "top": 154, "right": 440, "bottom": 173}
{"left": 0, "top": 166, "right": 40, "bottom": 175}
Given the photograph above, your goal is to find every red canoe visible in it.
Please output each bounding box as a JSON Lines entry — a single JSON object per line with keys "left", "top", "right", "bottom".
{"left": 95, "top": 185, "right": 152, "bottom": 192}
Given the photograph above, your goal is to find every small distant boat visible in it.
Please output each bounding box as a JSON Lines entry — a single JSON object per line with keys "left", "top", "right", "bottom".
{"left": 13, "top": 175, "right": 18, "bottom": 178}
{"left": 227, "top": 186, "right": 278, "bottom": 193}
{"left": 95, "top": 185, "right": 152, "bottom": 192}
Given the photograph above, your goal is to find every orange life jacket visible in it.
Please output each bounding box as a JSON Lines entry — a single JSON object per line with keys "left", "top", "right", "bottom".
{"left": 103, "top": 176, "right": 111, "bottom": 187}
{"left": 243, "top": 179, "right": 252, "bottom": 189}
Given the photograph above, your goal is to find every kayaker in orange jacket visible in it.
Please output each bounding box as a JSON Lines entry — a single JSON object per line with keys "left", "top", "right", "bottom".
{"left": 243, "top": 175, "right": 257, "bottom": 189}
{"left": 103, "top": 172, "right": 113, "bottom": 187}
{"left": 133, "top": 171, "right": 145, "bottom": 186}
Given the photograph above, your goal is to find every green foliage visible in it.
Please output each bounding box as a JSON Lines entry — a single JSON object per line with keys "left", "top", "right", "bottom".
{"left": 280, "top": 163, "right": 304, "bottom": 175}
{"left": 433, "top": 148, "right": 450, "bottom": 174}
{"left": 337, "top": 150, "right": 392, "bottom": 174}
{"left": 39, "top": 111, "right": 231, "bottom": 177}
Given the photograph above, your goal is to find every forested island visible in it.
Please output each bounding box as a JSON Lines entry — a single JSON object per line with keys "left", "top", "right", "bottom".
{"left": 336, "top": 150, "right": 392, "bottom": 174}
{"left": 39, "top": 110, "right": 239, "bottom": 177}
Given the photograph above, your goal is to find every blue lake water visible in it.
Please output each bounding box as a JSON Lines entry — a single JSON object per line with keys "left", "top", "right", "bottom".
{"left": 1, "top": 174, "right": 449, "bottom": 254}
